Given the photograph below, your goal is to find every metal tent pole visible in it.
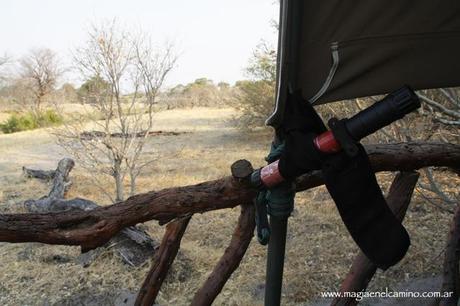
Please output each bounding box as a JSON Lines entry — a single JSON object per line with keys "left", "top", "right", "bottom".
{"left": 264, "top": 0, "right": 301, "bottom": 304}
{"left": 264, "top": 215, "right": 288, "bottom": 306}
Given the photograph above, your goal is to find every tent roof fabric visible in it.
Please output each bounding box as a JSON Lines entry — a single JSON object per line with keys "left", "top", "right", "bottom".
{"left": 297, "top": 0, "right": 460, "bottom": 104}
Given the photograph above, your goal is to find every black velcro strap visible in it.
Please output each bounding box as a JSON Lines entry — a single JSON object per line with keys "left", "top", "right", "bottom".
{"left": 328, "top": 118, "right": 359, "bottom": 157}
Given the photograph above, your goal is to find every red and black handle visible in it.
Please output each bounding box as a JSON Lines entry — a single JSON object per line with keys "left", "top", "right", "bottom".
{"left": 252, "top": 86, "right": 421, "bottom": 188}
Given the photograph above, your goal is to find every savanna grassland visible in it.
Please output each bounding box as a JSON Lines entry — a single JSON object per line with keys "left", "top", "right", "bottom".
{"left": 0, "top": 106, "right": 455, "bottom": 306}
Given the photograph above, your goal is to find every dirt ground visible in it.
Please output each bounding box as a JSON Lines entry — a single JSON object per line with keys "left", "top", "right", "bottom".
{"left": 0, "top": 107, "right": 455, "bottom": 305}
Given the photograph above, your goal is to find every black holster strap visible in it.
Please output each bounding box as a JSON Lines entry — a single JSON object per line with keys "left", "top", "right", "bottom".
{"left": 322, "top": 145, "right": 410, "bottom": 269}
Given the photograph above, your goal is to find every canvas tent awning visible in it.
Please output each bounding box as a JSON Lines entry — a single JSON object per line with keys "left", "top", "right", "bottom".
{"left": 283, "top": 0, "right": 460, "bottom": 106}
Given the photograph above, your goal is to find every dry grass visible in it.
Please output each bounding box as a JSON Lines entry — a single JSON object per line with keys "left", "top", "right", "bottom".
{"left": 0, "top": 106, "right": 457, "bottom": 305}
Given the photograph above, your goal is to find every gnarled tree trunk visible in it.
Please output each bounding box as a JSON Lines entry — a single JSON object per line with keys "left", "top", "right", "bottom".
{"left": 22, "top": 158, "right": 157, "bottom": 267}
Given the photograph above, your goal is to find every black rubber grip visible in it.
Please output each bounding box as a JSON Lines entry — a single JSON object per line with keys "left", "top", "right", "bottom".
{"left": 345, "top": 86, "right": 420, "bottom": 141}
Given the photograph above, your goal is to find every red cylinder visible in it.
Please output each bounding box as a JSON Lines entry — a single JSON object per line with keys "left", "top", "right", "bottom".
{"left": 258, "top": 130, "right": 341, "bottom": 188}
{"left": 313, "top": 130, "right": 341, "bottom": 153}
{"left": 260, "top": 160, "right": 285, "bottom": 188}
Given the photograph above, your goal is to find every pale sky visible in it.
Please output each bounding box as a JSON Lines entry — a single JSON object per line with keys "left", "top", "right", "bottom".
{"left": 1, "top": 0, "right": 279, "bottom": 87}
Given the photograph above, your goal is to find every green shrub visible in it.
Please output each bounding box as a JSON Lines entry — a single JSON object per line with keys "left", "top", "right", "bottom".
{"left": 38, "top": 109, "right": 63, "bottom": 125}
{"left": 234, "top": 80, "right": 275, "bottom": 128}
{"left": 0, "top": 110, "right": 63, "bottom": 133}
{"left": 234, "top": 42, "right": 277, "bottom": 128}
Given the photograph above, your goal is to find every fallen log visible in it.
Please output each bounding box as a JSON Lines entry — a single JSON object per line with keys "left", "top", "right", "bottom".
{"left": 22, "top": 158, "right": 157, "bottom": 267}
{"left": 22, "top": 167, "right": 55, "bottom": 180}
{"left": 24, "top": 158, "right": 74, "bottom": 212}
{"left": 80, "top": 130, "right": 186, "bottom": 140}
{"left": 331, "top": 171, "right": 420, "bottom": 306}
{"left": 0, "top": 142, "right": 458, "bottom": 253}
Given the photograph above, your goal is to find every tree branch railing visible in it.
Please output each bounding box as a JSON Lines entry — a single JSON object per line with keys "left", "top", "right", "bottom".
{"left": 1, "top": 142, "right": 459, "bottom": 305}
{"left": 438, "top": 203, "right": 460, "bottom": 306}
{"left": 136, "top": 216, "right": 192, "bottom": 306}
{"left": 0, "top": 142, "right": 458, "bottom": 250}
{"left": 191, "top": 204, "right": 256, "bottom": 306}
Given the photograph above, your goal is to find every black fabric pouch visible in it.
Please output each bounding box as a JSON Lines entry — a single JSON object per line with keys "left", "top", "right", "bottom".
{"left": 278, "top": 91, "right": 327, "bottom": 179}
{"left": 322, "top": 145, "right": 410, "bottom": 269}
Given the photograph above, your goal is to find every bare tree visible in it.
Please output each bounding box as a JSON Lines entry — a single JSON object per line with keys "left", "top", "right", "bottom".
{"left": 0, "top": 53, "right": 10, "bottom": 70}
{"left": 19, "top": 48, "right": 61, "bottom": 112}
{"left": 418, "top": 88, "right": 460, "bottom": 126}
{"left": 0, "top": 53, "right": 12, "bottom": 87}
{"left": 373, "top": 88, "right": 459, "bottom": 208}
{"left": 415, "top": 89, "right": 460, "bottom": 207}
{"left": 56, "top": 21, "right": 177, "bottom": 202}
